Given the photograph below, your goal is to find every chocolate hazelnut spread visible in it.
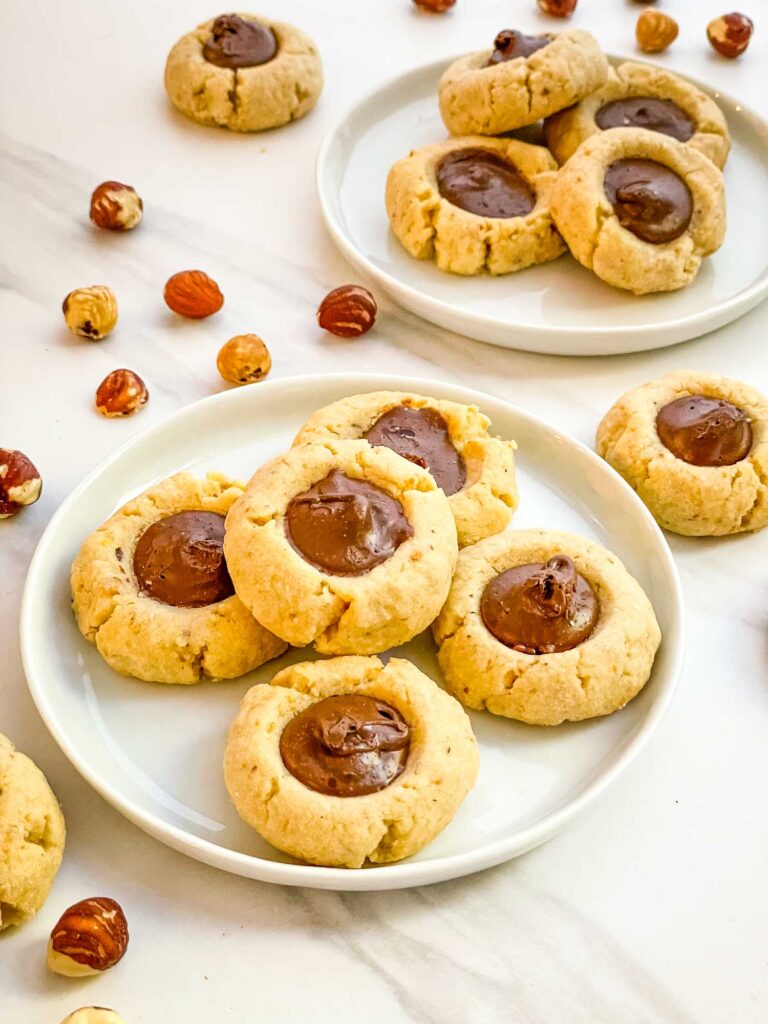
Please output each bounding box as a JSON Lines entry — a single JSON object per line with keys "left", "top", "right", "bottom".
{"left": 436, "top": 148, "right": 535, "bottom": 219}
{"left": 202, "top": 14, "right": 277, "bottom": 69}
{"left": 596, "top": 97, "right": 695, "bottom": 142}
{"left": 480, "top": 555, "right": 598, "bottom": 654}
{"left": 280, "top": 694, "right": 410, "bottom": 797}
{"left": 285, "top": 469, "right": 413, "bottom": 576}
{"left": 133, "top": 511, "right": 234, "bottom": 607}
{"left": 603, "top": 158, "right": 693, "bottom": 244}
{"left": 656, "top": 395, "right": 752, "bottom": 466}
{"left": 364, "top": 405, "right": 467, "bottom": 496}
{"left": 487, "top": 29, "right": 550, "bottom": 65}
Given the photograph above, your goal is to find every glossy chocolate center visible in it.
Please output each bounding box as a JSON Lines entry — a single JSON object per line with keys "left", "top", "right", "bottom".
{"left": 133, "top": 511, "right": 234, "bottom": 608}
{"left": 202, "top": 14, "right": 277, "bottom": 69}
{"left": 656, "top": 395, "right": 752, "bottom": 466}
{"left": 280, "top": 694, "right": 410, "bottom": 797}
{"left": 487, "top": 29, "right": 550, "bottom": 65}
{"left": 480, "top": 555, "right": 598, "bottom": 654}
{"left": 364, "top": 405, "right": 467, "bottom": 496}
{"left": 285, "top": 469, "right": 413, "bottom": 576}
{"left": 603, "top": 158, "right": 693, "bottom": 244}
{"left": 595, "top": 97, "right": 695, "bottom": 142}
{"left": 436, "top": 148, "right": 535, "bottom": 219}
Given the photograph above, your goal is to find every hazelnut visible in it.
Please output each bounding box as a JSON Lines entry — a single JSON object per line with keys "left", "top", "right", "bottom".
{"left": 0, "top": 448, "right": 42, "bottom": 518}
{"left": 62, "top": 285, "right": 118, "bottom": 340}
{"left": 217, "top": 334, "right": 272, "bottom": 385}
{"left": 412, "top": 0, "right": 456, "bottom": 12}
{"left": 317, "top": 285, "right": 378, "bottom": 338}
{"left": 61, "top": 1010, "right": 126, "bottom": 1024}
{"left": 90, "top": 181, "right": 143, "bottom": 232}
{"left": 636, "top": 9, "right": 679, "bottom": 52}
{"left": 537, "top": 0, "right": 577, "bottom": 16}
{"left": 95, "top": 369, "right": 149, "bottom": 417}
{"left": 707, "top": 12, "right": 754, "bottom": 58}
{"left": 47, "top": 897, "right": 129, "bottom": 977}
{"left": 164, "top": 270, "right": 224, "bottom": 319}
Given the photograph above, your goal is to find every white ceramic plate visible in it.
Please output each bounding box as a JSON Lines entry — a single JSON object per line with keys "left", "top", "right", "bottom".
{"left": 21, "top": 374, "right": 684, "bottom": 890}
{"left": 316, "top": 56, "right": 768, "bottom": 356}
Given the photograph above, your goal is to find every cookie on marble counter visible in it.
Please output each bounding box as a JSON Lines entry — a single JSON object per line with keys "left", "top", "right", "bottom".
{"left": 71, "top": 472, "right": 287, "bottom": 684}
{"left": 223, "top": 440, "right": 458, "bottom": 655}
{"left": 545, "top": 62, "right": 730, "bottom": 169}
{"left": 224, "top": 656, "right": 479, "bottom": 868}
{"left": 433, "top": 529, "right": 660, "bottom": 726}
{"left": 597, "top": 371, "right": 768, "bottom": 536}
{"left": 0, "top": 733, "right": 66, "bottom": 930}
{"left": 164, "top": 13, "right": 322, "bottom": 132}
{"left": 293, "top": 390, "right": 518, "bottom": 547}
{"left": 550, "top": 127, "right": 725, "bottom": 294}
{"left": 439, "top": 29, "right": 609, "bottom": 137}
{"left": 386, "top": 136, "right": 565, "bottom": 275}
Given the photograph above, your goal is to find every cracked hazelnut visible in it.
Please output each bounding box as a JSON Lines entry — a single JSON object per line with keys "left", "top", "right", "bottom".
{"left": 95, "top": 369, "right": 149, "bottom": 417}
{"left": 0, "top": 449, "right": 42, "bottom": 518}
{"left": 317, "top": 285, "right": 378, "bottom": 338}
{"left": 90, "top": 181, "right": 143, "bottom": 231}
{"left": 636, "top": 9, "right": 679, "bottom": 52}
{"left": 48, "top": 897, "right": 129, "bottom": 977}
{"left": 537, "top": 0, "right": 577, "bottom": 16}
{"left": 707, "top": 12, "right": 753, "bottom": 57}
{"left": 412, "top": 0, "right": 456, "bottom": 12}
{"left": 217, "top": 333, "right": 272, "bottom": 385}
{"left": 61, "top": 1010, "right": 126, "bottom": 1024}
{"left": 62, "top": 285, "right": 118, "bottom": 340}
{"left": 164, "top": 270, "right": 224, "bottom": 319}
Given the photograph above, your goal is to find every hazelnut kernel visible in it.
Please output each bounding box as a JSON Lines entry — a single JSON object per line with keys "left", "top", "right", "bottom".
{"left": 217, "top": 334, "right": 272, "bottom": 386}
{"left": 707, "top": 12, "right": 754, "bottom": 58}
{"left": 537, "top": 0, "right": 577, "bottom": 17}
{"left": 62, "top": 285, "right": 118, "bottom": 340}
{"left": 0, "top": 448, "right": 42, "bottom": 518}
{"left": 90, "top": 181, "right": 143, "bottom": 231}
{"left": 60, "top": 1010, "right": 127, "bottom": 1024}
{"left": 47, "top": 897, "right": 129, "bottom": 977}
{"left": 636, "top": 9, "right": 679, "bottom": 52}
{"left": 95, "top": 369, "right": 149, "bottom": 418}
{"left": 412, "top": 0, "right": 456, "bottom": 12}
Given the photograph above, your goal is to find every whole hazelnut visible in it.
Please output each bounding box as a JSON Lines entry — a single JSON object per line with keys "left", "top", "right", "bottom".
{"left": 62, "top": 285, "right": 118, "bottom": 340}
{"left": 317, "top": 285, "right": 378, "bottom": 338}
{"left": 636, "top": 9, "right": 679, "bottom": 52}
{"left": 48, "top": 897, "right": 129, "bottom": 977}
{"left": 164, "top": 270, "right": 224, "bottom": 319}
{"left": 412, "top": 0, "right": 456, "bottom": 13}
{"left": 95, "top": 369, "right": 149, "bottom": 418}
{"left": 707, "top": 12, "right": 754, "bottom": 57}
{"left": 0, "top": 449, "right": 42, "bottom": 518}
{"left": 217, "top": 334, "right": 272, "bottom": 385}
{"left": 90, "top": 181, "right": 143, "bottom": 232}
{"left": 61, "top": 1010, "right": 126, "bottom": 1024}
{"left": 537, "top": 0, "right": 577, "bottom": 16}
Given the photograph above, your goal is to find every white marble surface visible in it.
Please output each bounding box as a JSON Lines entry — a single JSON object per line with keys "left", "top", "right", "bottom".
{"left": 1, "top": 0, "right": 767, "bottom": 1020}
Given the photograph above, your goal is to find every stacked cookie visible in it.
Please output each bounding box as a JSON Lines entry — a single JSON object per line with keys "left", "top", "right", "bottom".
{"left": 70, "top": 390, "right": 661, "bottom": 868}
{"left": 386, "top": 28, "right": 730, "bottom": 294}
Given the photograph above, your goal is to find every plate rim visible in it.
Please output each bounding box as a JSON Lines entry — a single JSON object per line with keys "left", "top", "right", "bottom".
{"left": 315, "top": 53, "right": 768, "bottom": 353}
{"left": 20, "top": 372, "right": 685, "bottom": 891}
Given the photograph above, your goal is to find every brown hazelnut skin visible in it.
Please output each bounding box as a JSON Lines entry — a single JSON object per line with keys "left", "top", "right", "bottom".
{"left": 317, "top": 285, "right": 378, "bottom": 338}
{"left": 95, "top": 369, "right": 149, "bottom": 418}
{"left": 47, "top": 897, "right": 129, "bottom": 977}
{"left": 537, "top": 0, "right": 577, "bottom": 16}
{"left": 636, "top": 9, "right": 679, "bottom": 53}
{"left": 217, "top": 334, "right": 272, "bottom": 385}
{"left": 0, "top": 449, "right": 42, "bottom": 518}
{"left": 90, "top": 181, "right": 143, "bottom": 231}
{"left": 707, "top": 12, "right": 754, "bottom": 58}
{"left": 412, "top": 0, "right": 456, "bottom": 12}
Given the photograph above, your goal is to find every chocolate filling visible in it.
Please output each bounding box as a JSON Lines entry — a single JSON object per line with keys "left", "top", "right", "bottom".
{"left": 202, "top": 14, "right": 277, "bottom": 69}
{"left": 133, "top": 510, "right": 234, "bottom": 607}
{"left": 364, "top": 405, "right": 467, "bottom": 496}
{"left": 656, "top": 395, "right": 752, "bottom": 466}
{"left": 487, "top": 29, "right": 550, "bottom": 65}
{"left": 285, "top": 469, "right": 413, "bottom": 576}
{"left": 596, "top": 97, "right": 695, "bottom": 143}
{"left": 280, "top": 694, "right": 410, "bottom": 797}
{"left": 480, "top": 555, "right": 598, "bottom": 654}
{"left": 603, "top": 158, "right": 693, "bottom": 244}
{"left": 436, "top": 148, "right": 535, "bottom": 219}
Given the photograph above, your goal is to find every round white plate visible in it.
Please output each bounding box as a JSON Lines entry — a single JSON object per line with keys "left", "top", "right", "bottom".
{"left": 21, "top": 374, "right": 684, "bottom": 891}
{"left": 316, "top": 56, "right": 768, "bottom": 356}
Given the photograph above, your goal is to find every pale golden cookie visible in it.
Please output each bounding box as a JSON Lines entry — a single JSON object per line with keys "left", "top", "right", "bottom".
{"left": 545, "top": 62, "right": 730, "bottom": 168}
{"left": 550, "top": 127, "right": 725, "bottom": 294}
{"left": 223, "top": 440, "right": 458, "bottom": 654}
{"left": 433, "top": 529, "right": 660, "bottom": 726}
{"left": 0, "top": 733, "right": 66, "bottom": 929}
{"left": 293, "top": 391, "right": 518, "bottom": 546}
{"left": 439, "top": 30, "right": 608, "bottom": 137}
{"left": 386, "top": 136, "right": 565, "bottom": 275}
{"left": 224, "top": 656, "right": 479, "bottom": 867}
{"left": 596, "top": 371, "right": 768, "bottom": 536}
{"left": 71, "top": 472, "right": 287, "bottom": 684}
{"left": 164, "top": 13, "right": 322, "bottom": 132}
